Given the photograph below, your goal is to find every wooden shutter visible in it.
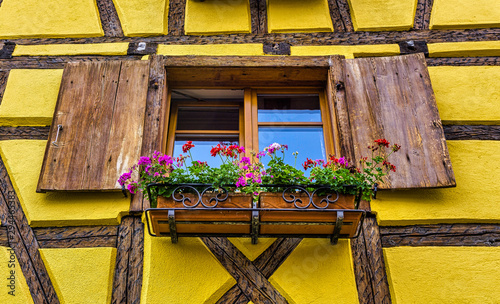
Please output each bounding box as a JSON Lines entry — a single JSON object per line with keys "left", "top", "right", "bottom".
{"left": 37, "top": 60, "right": 150, "bottom": 192}
{"left": 332, "top": 53, "right": 456, "bottom": 189}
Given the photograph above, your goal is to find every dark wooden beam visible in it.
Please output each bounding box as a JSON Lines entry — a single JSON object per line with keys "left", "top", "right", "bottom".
{"left": 257, "top": 0, "right": 268, "bottom": 34}
{"left": 202, "top": 237, "right": 288, "bottom": 304}
{"left": 95, "top": 0, "right": 124, "bottom": 37}
{"left": 2, "top": 28, "right": 500, "bottom": 46}
{"left": 0, "top": 42, "right": 15, "bottom": 59}
{"left": 0, "top": 225, "right": 8, "bottom": 246}
{"left": 427, "top": 57, "right": 500, "bottom": 66}
{"left": 0, "top": 70, "right": 8, "bottom": 105}
{"left": 0, "top": 157, "right": 60, "bottom": 304}
{"left": 126, "top": 217, "right": 144, "bottom": 304}
{"left": 111, "top": 217, "right": 134, "bottom": 304}
{"left": 352, "top": 216, "right": 392, "bottom": 304}
{"left": 0, "top": 126, "right": 50, "bottom": 140}
{"left": 33, "top": 226, "right": 118, "bottom": 248}
{"left": 168, "top": 0, "right": 186, "bottom": 36}
{"left": 217, "top": 238, "right": 302, "bottom": 303}
{"left": 250, "top": 0, "right": 260, "bottom": 34}
{"left": 335, "top": 0, "right": 354, "bottom": 31}
{"left": 0, "top": 55, "right": 142, "bottom": 69}
{"left": 327, "top": 0, "right": 347, "bottom": 32}
{"left": 444, "top": 125, "right": 500, "bottom": 140}
{"left": 381, "top": 224, "right": 500, "bottom": 247}
{"left": 414, "top": 0, "right": 434, "bottom": 30}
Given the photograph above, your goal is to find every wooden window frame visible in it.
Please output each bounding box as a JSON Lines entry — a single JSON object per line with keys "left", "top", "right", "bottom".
{"left": 164, "top": 87, "right": 336, "bottom": 159}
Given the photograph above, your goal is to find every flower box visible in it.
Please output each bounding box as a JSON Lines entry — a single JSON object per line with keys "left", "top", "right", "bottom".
{"left": 149, "top": 192, "right": 253, "bottom": 237}
{"left": 259, "top": 192, "right": 363, "bottom": 237}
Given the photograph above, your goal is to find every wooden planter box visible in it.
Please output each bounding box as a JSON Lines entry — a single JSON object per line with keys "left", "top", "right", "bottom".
{"left": 259, "top": 192, "right": 362, "bottom": 237}
{"left": 149, "top": 193, "right": 253, "bottom": 236}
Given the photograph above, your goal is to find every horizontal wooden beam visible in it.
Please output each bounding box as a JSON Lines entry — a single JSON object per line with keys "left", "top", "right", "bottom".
{"left": 164, "top": 56, "right": 333, "bottom": 67}
{"left": 0, "top": 126, "right": 50, "bottom": 140}
{"left": 33, "top": 225, "right": 118, "bottom": 248}
{"left": 381, "top": 224, "right": 500, "bottom": 247}
{"left": 444, "top": 125, "right": 500, "bottom": 140}
{"left": 2, "top": 28, "right": 499, "bottom": 46}
{"left": 0, "top": 55, "right": 142, "bottom": 69}
{"left": 427, "top": 57, "right": 500, "bottom": 66}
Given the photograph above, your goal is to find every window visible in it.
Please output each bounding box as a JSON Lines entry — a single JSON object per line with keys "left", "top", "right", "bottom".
{"left": 37, "top": 54, "right": 456, "bottom": 198}
{"left": 166, "top": 88, "right": 335, "bottom": 169}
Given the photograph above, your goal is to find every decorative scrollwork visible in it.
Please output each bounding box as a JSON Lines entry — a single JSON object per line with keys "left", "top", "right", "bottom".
{"left": 172, "top": 185, "right": 202, "bottom": 208}
{"left": 282, "top": 186, "right": 340, "bottom": 209}
{"left": 200, "top": 186, "right": 229, "bottom": 208}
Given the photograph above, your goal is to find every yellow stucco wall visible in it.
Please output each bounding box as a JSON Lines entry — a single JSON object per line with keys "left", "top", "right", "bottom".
{"left": 291, "top": 44, "right": 400, "bottom": 58}
{"left": 372, "top": 141, "right": 500, "bottom": 225}
{"left": 0, "top": 0, "right": 103, "bottom": 38}
{"left": 228, "top": 237, "right": 277, "bottom": 261}
{"left": 269, "top": 239, "right": 359, "bottom": 304}
{"left": 157, "top": 44, "right": 265, "bottom": 56}
{"left": 0, "top": 140, "right": 129, "bottom": 227}
{"left": 0, "top": 69, "right": 63, "bottom": 127}
{"left": 384, "top": 247, "right": 500, "bottom": 303}
{"left": 12, "top": 43, "right": 130, "bottom": 56}
{"left": 428, "top": 41, "right": 500, "bottom": 57}
{"left": 112, "top": 0, "right": 168, "bottom": 36}
{"left": 185, "top": 0, "right": 251, "bottom": 35}
{"left": 39, "top": 248, "right": 116, "bottom": 304}
{"left": 0, "top": 246, "right": 34, "bottom": 304}
{"left": 430, "top": 0, "right": 500, "bottom": 29}
{"left": 429, "top": 66, "right": 500, "bottom": 124}
{"left": 348, "top": 0, "right": 418, "bottom": 31}
{"left": 141, "top": 234, "right": 236, "bottom": 304}
{"left": 267, "top": 0, "right": 333, "bottom": 33}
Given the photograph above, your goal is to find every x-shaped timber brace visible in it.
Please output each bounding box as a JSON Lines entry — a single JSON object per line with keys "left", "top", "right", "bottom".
{"left": 145, "top": 183, "right": 366, "bottom": 245}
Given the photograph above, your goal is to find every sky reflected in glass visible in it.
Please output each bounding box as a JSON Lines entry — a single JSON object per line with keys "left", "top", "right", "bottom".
{"left": 174, "top": 140, "right": 238, "bottom": 167}
{"left": 258, "top": 127, "right": 326, "bottom": 172}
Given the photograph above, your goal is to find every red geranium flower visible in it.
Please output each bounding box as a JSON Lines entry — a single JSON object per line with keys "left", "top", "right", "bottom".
{"left": 182, "top": 141, "right": 195, "bottom": 153}
{"left": 375, "top": 139, "right": 390, "bottom": 148}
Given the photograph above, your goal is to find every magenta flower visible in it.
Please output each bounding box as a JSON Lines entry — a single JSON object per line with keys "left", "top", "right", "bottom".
{"left": 240, "top": 156, "right": 251, "bottom": 164}
{"left": 138, "top": 156, "right": 151, "bottom": 166}
{"left": 118, "top": 171, "right": 132, "bottom": 186}
{"left": 127, "top": 183, "right": 137, "bottom": 194}
{"left": 158, "top": 154, "right": 173, "bottom": 166}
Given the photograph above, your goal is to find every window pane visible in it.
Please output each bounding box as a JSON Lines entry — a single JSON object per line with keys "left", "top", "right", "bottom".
{"left": 258, "top": 126, "right": 326, "bottom": 171}
{"left": 173, "top": 139, "right": 238, "bottom": 168}
{"left": 258, "top": 94, "right": 322, "bottom": 122}
{"left": 177, "top": 107, "right": 239, "bottom": 131}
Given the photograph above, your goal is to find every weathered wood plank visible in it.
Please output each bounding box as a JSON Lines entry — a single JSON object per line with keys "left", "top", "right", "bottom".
{"left": 328, "top": 55, "right": 356, "bottom": 161}
{"left": 202, "top": 237, "right": 288, "bottom": 304}
{"left": 427, "top": 57, "right": 500, "bottom": 66}
{"left": 33, "top": 225, "right": 119, "bottom": 240}
{"left": 0, "top": 126, "right": 50, "bottom": 140}
{"left": 37, "top": 60, "right": 149, "bottom": 192}
{"left": 381, "top": 224, "right": 500, "bottom": 247}
{"left": 2, "top": 28, "right": 500, "bottom": 46}
{"left": 0, "top": 56, "right": 142, "bottom": 69}
{"left": 414, "top": 0, "right": 434, "bottom": 30}
{"left": 343, "top": 53, "right": 455, "bottom": 189}
{"left": 0, "top": 157, "right": 59, "bottom": 304}
{"left": 444, "top": 125, "right": 500, "bottom": 140}
{"left": 130, "top": 55, "right": 168, "bottom": 212}
{"left": 127, "top": 217, "right": 144, "bottom": 304}
{"left": 38, "top": 236, "right": 117, "bottom": 248}
{"left": 111, "top": 217, "right": 134, "bottom": 304}
{"left": 164, "top": 56, "right": 332, "bottom": 67}
{"left": 250, "top": 0, "right": 260, "bottom": 34}
{"left": 167, "top": 66, "right": 327, "bottom": 88}
{"left": 0, "top": 70, "right": 8, "bottom": 105}
{"left": 96, "top": 0, "right": 124, "bottom": 37}
{"left": 168, "top": 0, "right": 186, "bottom": 36}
